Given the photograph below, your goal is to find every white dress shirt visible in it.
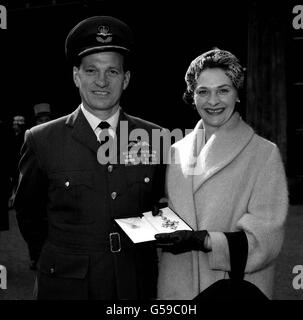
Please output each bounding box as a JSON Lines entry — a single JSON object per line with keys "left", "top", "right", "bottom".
{"left": 80, "top": 104, "right": 119, "bottom": 141}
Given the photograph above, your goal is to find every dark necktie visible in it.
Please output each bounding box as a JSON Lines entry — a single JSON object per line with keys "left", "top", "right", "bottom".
{"left": 98, "top": 121, "right": 110, "bottom": 130}
{"left": 98, "top": 121, "right": 110, "bottom": 156}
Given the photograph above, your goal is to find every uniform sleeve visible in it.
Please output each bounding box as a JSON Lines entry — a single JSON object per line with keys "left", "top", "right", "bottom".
{"left": 152, "top": 128, "right": 170, "bottom": 202}
{"left": 13, "top": 129, "right": 48, "bottom": 258}
{"left": 208, "top": 146, "right": 289, "bottom": 273}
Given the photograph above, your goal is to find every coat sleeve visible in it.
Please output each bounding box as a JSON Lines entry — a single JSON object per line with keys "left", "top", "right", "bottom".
{"left": 208, "top": 146, "right": 288, "bottom": 273}
{"left": 13, "top": 129, "right": 48, "bottom": 259}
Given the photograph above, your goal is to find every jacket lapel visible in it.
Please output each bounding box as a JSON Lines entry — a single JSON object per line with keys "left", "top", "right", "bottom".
{"left": 110, "top": 109, "right": 137, "bottom": 164}
{"left": 65, "top": 107, "right": 138, "bottom": 163}
{"left": 66, "top": 107, "right": 100, "bottom": 154}
{"left": 167, "top": 126, "right": 205, "bottom": 230}
{"left": 176, "top": 121, "right": 205, "bottom": 177}
{"left": 168, "top": 113, "right": 254, "bottom": 230}
{"left": 192, "top": 112, "right": 254, "bottom": 193}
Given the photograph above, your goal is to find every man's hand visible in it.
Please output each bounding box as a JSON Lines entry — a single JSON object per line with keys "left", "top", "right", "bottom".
{"left": 155, "top": 230, "right": 211, "bottom": 254}
{"left": 152, "top": 197, "right": 168, "bottom": 216}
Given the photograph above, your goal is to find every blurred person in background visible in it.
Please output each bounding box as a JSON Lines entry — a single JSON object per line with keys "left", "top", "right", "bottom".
{"left": 0, "top": 119, "right": 14, "bottom": 236}
{"left": 34, "top": 103, "right": 52, "bottom": 125}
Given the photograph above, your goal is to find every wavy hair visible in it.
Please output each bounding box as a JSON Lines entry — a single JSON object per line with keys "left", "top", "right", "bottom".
{"left": 183, "top": 48, "right": 245, "bottom": 105}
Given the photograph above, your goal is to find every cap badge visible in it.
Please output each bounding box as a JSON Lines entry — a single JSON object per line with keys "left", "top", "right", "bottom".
{"left": 96, "top": 25, "right": 112, "bottom": 43}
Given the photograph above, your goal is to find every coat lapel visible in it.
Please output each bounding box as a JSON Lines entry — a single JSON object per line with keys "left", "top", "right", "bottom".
{"left": 66, "top": 107, "right": 100, "bottom": 154}
{"left": 169, "top": 113, "right": 253, "bottom": 229}
{"left": 192, "top": 112, "right": 254, "bottom": 193}
{"left": 167, "top": 126, "right": 205, "bottom": 230}
{"left": 177, "top": 121, "right": 205, "bottom": 176}
{"left": 65, "top": 107, "right": 138, "bottom": 163}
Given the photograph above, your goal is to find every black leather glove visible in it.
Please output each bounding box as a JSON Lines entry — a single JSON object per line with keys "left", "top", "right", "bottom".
{"left": 155, "top": 230, "right": 210, "bottom": 254}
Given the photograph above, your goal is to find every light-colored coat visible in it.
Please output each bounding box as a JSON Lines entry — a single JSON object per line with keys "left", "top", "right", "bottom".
{"left": 157, "top": 112, "right": 288, "bottom": 299}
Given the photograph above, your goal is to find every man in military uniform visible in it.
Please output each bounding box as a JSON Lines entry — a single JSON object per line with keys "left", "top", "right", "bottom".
{"left": 14, "top": 16, "right": 166, "bottom": 300}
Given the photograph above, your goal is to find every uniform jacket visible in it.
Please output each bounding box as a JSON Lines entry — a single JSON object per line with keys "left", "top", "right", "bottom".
{"left": 157, "top": 112, "right": 288, "bottom": 299}
{"left": 14, "top": 107, "right": 166, "bottom": 300}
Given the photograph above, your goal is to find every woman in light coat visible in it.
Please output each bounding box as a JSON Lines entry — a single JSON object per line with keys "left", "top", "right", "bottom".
{"left": 155, "top": 49, "right": 288, "bottom": 299}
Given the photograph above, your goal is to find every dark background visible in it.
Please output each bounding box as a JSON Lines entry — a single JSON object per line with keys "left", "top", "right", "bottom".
{"left": 1, "top": 0, "right": 302, "bottom": 203}
{"left": 1, "top": 0, "right": 248, "bottom": 130}
{"left": 1, "top": 2, "right": 303, "bottom": 303}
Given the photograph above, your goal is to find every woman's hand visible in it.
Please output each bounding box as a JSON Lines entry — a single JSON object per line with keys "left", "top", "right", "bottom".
{"left": 155, "top": 230, "right": 211, "bottom": 254}
{"left": 152, "top": 197, "right": 168, "bottom": 216}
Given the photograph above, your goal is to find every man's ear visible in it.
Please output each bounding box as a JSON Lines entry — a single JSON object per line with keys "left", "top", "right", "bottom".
{"left": 123, "top": 71, "right": 130, "bottom": 90}
{"left": 73, "top": 66, "right": 80, "bottom": 88}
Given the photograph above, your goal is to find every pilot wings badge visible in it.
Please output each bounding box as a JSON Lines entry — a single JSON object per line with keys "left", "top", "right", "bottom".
{"left": 96, "top": 25, "right": 113, "bottom": 43}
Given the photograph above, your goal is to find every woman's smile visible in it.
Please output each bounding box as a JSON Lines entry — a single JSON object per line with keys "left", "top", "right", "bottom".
{"left": 204, "top": 107, "right": 226, "bottom": 115}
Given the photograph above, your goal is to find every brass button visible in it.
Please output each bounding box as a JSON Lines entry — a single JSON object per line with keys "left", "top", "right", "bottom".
{"left": 144, "top": 177, "right": 150, "bottom": 183}
{"left": 108, "top": 165, "right": 113, "bottom": 173}
{"left": 111, "top": 192, "right": 117, "bottom": 200}
{"left": 50, "top": 267, "right": 55, "bottom": 274}
{"left": 65, "top": 181, "right": 70, "bottom": 187}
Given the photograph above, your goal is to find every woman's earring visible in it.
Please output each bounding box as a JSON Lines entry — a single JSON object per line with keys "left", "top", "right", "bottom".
{"left": 236, "top": 98, "right": 240, "bottom": 103}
